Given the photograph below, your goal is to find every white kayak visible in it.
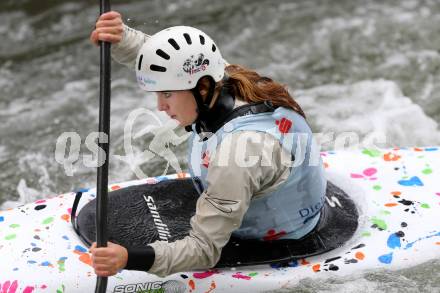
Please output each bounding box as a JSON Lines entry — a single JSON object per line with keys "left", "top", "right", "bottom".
{"left": 0, "top": 147, "right": 439, "bottom": 293}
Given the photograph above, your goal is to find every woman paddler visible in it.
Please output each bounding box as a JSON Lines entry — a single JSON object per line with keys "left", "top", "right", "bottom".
{"left": 89, "top": 11, "right": 326, "bottom": 277}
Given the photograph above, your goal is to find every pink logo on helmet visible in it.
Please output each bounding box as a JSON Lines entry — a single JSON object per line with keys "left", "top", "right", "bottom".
{"left": 183, "top": 53, "right": 210, "bottom": 75}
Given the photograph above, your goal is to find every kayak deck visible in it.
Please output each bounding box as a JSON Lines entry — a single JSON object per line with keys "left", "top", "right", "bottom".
{"left": 0, "top": 147, "right": 439, "bottom": 292}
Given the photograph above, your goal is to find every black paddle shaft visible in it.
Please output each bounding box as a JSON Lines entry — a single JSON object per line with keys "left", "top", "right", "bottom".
{"left": 96, "top": 0, "right": 111, "bottom": 292}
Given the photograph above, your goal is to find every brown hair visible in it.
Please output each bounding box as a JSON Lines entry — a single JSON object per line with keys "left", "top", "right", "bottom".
{"left": 216, "top": 64, "right": 306, "bottom": 119}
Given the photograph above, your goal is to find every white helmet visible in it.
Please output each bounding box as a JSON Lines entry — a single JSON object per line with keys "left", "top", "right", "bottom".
{"left": 136, "top": 26, "right": 225, "bottom": 92}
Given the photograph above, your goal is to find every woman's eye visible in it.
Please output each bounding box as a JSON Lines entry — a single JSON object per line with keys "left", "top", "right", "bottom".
{"left": 164, "top": 92, "right": 172, "bottom": 98}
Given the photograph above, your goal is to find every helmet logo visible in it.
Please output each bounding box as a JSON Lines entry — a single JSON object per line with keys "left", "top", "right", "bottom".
{"left": 137, "top": 75, "right": 157, "bottom": 86}
{"left": 182, "top": 53, "right": 210, "bottom": 75}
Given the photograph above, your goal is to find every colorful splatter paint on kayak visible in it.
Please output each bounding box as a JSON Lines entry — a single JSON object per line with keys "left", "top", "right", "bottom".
{"left": 0, "top": 148, "right": 439, "bottom": 292}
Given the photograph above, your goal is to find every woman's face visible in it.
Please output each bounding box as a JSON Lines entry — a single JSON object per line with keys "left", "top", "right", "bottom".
{"left": 156, "top": 90, "right": 198, "bottom": 126}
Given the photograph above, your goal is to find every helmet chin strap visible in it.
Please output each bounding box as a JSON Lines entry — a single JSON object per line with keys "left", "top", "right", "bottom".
{"left": 187, "top": 76, "right": 236, "bottom": 135}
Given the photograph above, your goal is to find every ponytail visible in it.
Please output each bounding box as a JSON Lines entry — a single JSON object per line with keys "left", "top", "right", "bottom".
{"left": 219, "top": 64, "right": 306, "bottom": 119}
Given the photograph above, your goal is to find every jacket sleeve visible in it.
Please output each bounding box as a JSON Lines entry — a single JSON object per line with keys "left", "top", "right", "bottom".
{"left": 111, "top": 24, "right": 150, "bottom": 70}
{"left": 148, "top": 131, "right": 290, "bottom": 277}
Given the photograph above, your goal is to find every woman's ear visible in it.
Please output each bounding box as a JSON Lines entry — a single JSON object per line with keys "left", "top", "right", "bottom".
{"left": 197, "top": 77, "right": 222, "bottom": 108}
{"left": 198, "top": 77, "right": 211, "bottom": 99}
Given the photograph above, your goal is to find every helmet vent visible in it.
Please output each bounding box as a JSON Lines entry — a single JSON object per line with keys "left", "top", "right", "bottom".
{"left": 168, "top": 38, "right": 180, "bottom": 50}
{"left": 150, "top": 64, "right": 167, "bottom": 72}
{"left": 183, "top": 33, "right": 192, "bottom": 45}
{"left": 199, "top": 35, "right": 205, "bottom": 45}
{"left": 138, "top": 54, "right": 143, "bottom": 71}
{"left": 212, "top": 44, "right": 217, "bottom": 52}
{"left": 156, "top": 49, "right": 170, "bottom": 60}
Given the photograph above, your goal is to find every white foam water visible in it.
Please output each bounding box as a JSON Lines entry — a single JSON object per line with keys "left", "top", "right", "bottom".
{"left": 0, "top": 179, "right": 42, "bottom": 209}
{"left": 295, "top": 79, "right": 440, "bottom": 150}
{"left": 277, "top": 259, "right": 440, "bottom": 292}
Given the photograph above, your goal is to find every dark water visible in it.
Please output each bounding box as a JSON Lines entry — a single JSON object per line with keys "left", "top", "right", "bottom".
{"left": 1, "top": 0, "right": 439, "bottom": 290}
{"left": 1, "top": 0, "right": 440, "bottom": 201}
